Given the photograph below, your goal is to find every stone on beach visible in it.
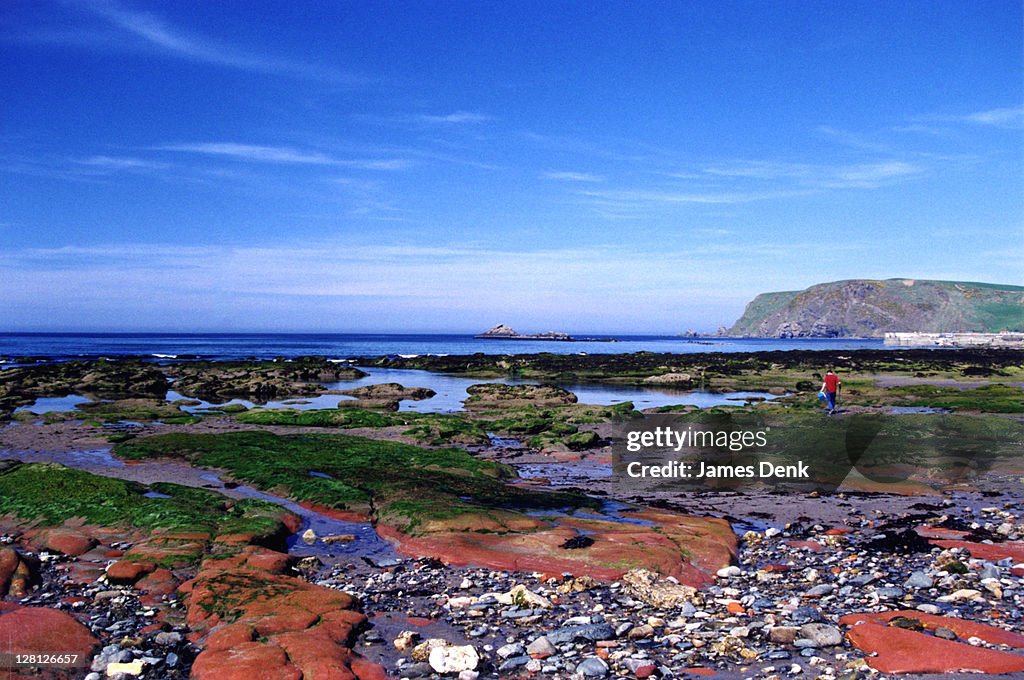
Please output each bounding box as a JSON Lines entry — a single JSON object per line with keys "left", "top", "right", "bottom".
{"left": 33, "top": 526, "right": 97, "bottom": 556}
{"left": 428, "top": 644, "right": 479, "bottom": 674}
{"left": 621, "top": 568, "right": 697, "bottom": 608}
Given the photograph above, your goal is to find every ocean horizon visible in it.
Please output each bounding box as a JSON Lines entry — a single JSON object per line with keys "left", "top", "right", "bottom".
{"left": 0, "top": 331, "right": 887, "bottom": 362}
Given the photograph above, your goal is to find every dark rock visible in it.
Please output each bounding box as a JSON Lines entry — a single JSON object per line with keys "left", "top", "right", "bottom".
{"left": 546, "top": 623, "right": 616, "bottom": 644}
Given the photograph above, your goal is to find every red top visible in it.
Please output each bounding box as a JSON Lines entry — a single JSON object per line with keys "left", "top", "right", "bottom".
{"left": 824, "top": 373, "right": 840, "bottom": 392}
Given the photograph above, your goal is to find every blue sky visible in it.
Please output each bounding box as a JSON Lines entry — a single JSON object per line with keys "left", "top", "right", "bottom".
{"left": 2, "top": 0, "right": 1021, "bottom": 333}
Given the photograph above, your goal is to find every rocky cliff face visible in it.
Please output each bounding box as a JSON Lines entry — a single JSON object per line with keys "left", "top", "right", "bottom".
{"left": 728, "top": 279, "right": 1024, "bottom": 338}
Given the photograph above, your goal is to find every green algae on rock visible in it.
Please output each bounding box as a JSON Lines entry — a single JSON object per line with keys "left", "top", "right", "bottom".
{"left": 235, "top": 407, "right": 492, "bottom": 446}
{"left": 114, "top": 431, "right": 595, "bottom": 529}
{"left": 0, "top": 461, "right": 286, "bottom": 539}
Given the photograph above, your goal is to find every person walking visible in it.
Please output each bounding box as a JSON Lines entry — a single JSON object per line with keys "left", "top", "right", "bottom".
{"left": 821, "top": 369, "right": 841, "bottom": 415}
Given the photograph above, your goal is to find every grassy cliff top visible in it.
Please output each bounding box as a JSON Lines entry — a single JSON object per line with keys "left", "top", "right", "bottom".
{"left": 729, "top": 279, "right": 1024, "bottom": 338}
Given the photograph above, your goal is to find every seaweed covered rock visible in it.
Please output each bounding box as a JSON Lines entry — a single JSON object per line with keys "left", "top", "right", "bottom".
{"left": 165, "top": 357, "right": 367, "bottom": 403}
{"left": 337, "top": 382, "right": 435, "bottom": 401}
{"left": 465, "top": 383, "right": 578, "bottom": 409}
{"left": 0, "top": 359, "right": 167, "bottom": 417}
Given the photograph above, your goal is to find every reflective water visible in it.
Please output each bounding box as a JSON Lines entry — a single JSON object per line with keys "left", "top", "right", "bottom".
{"left": 14, "top": 395, "right": 92, "bottom": 414}
{"left": 163, "top": 366, "right": 783, "bottom": 414}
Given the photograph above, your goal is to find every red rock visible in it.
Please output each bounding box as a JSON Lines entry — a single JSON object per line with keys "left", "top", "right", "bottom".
{"left": 634, "top": 663, "right": 658, "bottom": 678}
{"left": 278, "top": 512, "right": 303, "bottom": 534}
{"left": 785, "top": 540, "right": 824, "bottom": 552}
{"left": 846, "top": 621, "right": 1024, "bottom": 674}
{"left": 0, "top": 604, "right": 98, "bottom": 663}
{"left": 297, "top": 501, "right": 369, "bottom": 523}
{"left": 214, "top": 532, "right": 259, "bottom": 545}
{"left": 681, "top": 668, "right": 717, "bottom": 676}
{"left": 351, "top": 657, "right": 389, "bottom": 680}
{"left": 0, "top": 547, "right": 19, "bottom": 596}
{"left": 406, "top": 616, "right": 433, "bottom": 627}
{"left": 272, "top": 629, "right": 356, "bottom": 680}
{"left": 136, "top": 568, "right": 178, "bottom": 595}
{"left": 204, "top": 623, "right": 256, "bottom": 651}
{"left": 930, "top": 540, "right": 1024, "bottom": 563}
{"left": 104, "top": 549, "right": 125, "bottom": 558}
{"left": 726, "top": 602, "right": 745, "bottom": 614}
{"left": 249, "top": 609, "right": 321, "bottom": 636}
{"left": 243, "top": 549, "right": 291, "bottom": 574}
{"left": 760, "top": 563, "right": 791, "bottom": 573}
{"left": 317, "top": 610, "right": 367, "bottom": 645}
{"left": 36, "top": 528, "right": 96, "bottom": 556}
{"left": 1012, "top": 566, "right": 1024, "bottom": 578}
{"left": 916, "top": 525, "right": 971, "bottom": 540}
{"left": 839, "top": 610, "right": 1024, "bottom": 648}
{"left": 63, "top": 562, "right": 106, "bottom": 587}
{"left": 191, "top": 641, "right": 301, "bottom": 680}
{"left": 106, "top": 560, "right": 156, "bottom": 584}
{"left": 825, "top": 527, "right": 851, "bottom": 535}
{"left": 125, "top": 540, "right": 205, "bottom": 568}
{"left": 375, "top": 509, "right": 737, "bottom": 588}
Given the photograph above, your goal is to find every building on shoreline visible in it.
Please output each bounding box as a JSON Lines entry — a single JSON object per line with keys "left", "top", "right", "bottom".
{"left": 884, "top": 331, "right": 1024, "bottom": 348}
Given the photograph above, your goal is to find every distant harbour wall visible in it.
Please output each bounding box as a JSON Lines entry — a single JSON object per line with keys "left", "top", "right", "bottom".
{"left": 884, "top": 332, "right": 1024, "bottom": 348}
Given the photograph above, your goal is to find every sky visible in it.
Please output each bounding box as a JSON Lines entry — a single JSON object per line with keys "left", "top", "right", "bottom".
{"left": 2, "top": 0, "right": 1022, "bottom": 333}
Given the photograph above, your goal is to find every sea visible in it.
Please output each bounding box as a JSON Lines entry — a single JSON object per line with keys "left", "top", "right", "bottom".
{"left": 0, "top": 332, "right": 886, "bottom": 362}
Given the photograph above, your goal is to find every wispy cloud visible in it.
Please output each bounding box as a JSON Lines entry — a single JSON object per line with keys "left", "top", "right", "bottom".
{"left": 416, "top": 111, "right": 491, "bottom": 124}
{"left": 815, "top": 125, "right": 892, "bottom": 153}
{"left": 156, "top": 142, "right": 412, "bottom": 170}
{"left": 73, "top": 0, "right": 364, "bottom": 84}
{"left": 577, "top": 187, "right": 811, "bottom": 207}
{"left": 961, "top": 106, "right": 1024, "bottom": 128}
{"left": 76, "top": 155, "right": 169, "bottom": 171}
{"left": 703, "top": 159, "right": 923, "bottom": 189}
{"left": 905, "top": 106, "right": 1024, "bottom": 131}
{"left": 541, "top": 171, "right": 604, "bottom": 183}
{"left": 823, "top": 161, "right": 922, "bottom": 188}
{"left": 156, "top": 143, "right": 334, "bottom": 164}
{"left": 562, "top": 155, "right": 925, "bottom": 218}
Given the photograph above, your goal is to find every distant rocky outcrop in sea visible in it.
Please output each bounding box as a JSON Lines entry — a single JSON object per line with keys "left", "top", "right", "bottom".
{"left": 475, "top": 324, "right": 573, "bottom": 341}
{"left": 728, "top": 279, "right": 1024, "bottom": 338}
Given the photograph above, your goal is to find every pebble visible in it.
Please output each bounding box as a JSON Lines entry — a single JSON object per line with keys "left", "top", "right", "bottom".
{"left": 904, "top": 571, "right": 933, "bottom": 589}
{"left": 804, "top": 584, "right": 834, "bottom": 597}
{"left": 428, "top": 645, "right": 479, "bottom": 674}
{"left": 497, "top": 655, "right": 531, "bottom": 672}
{"left": 980, "top": 563, "right": 1001, "bottom": 580}
{"left": 576, "top": 656, "right": 610, "bottom": 677}
{"left": 496, "top": 642, "right": 524, "bottom": 658}
{"left": 798, "top": 623, "right": 843, "bottom": 647}
{"left": 526, "top": 636, "right": 557, "bottom": 658}
{"left": 874, "top": 586, "right": 904, "bottom": 598}
{"left": 546, "top": 623, "right": 616, "bottom": 644}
